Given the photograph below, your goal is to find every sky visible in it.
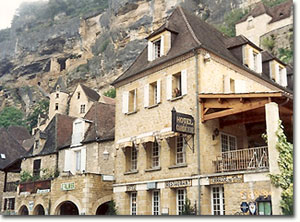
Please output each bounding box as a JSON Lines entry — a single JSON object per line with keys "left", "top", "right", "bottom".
{"left": 0, "top": 0, "right": 44, "bottom": 30}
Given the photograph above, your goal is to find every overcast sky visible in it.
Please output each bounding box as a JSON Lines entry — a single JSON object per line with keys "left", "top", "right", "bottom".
{"left": 0, "top": 0, "right": 44, "bottom": 30}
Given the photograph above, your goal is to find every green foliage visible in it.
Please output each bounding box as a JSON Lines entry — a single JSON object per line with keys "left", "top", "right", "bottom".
{"left": 26, "top": 99, "right": 49, "bottom": 132}
{"left": 0, "top": 107, "right": 27, "bottom": 129}
{"left": 105, "top": 200, "right": 118, "bottom": 215}
{"left": 104, "top": 88, "right": 116, "bottom": 98}
{"left": 268, "top": 121, "right": 293, "bottom": 215}
{"left": 262, "top": 0, "right": 289, "bottom": 7}
{"left": 278, "top": 48, "right": 293, "bottom": 64}
{"left": 20, "top": 168, "right": 58, "bottom": 183}
{"left": 216, "top": 8, "right": 248, "bottom": 37}
{"left": 262, "top": 36, "right": 275, "bottom": 52}
{"left": 181, "top": 198, "right": 196, "bottom": 215}
{"left": 20, "top": 171, "right": 32, "bottom": 183}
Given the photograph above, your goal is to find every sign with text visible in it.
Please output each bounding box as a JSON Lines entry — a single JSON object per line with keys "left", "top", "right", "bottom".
{"left": 126, "top": 185, "right": 136, "bottom": 192}
{"left": 61, "top": 182, "right": 75, "bottom": 191}
{"left": 172, "top": 108, "right": 194, "bottom": 135}
{"left": 165, "top": 179, "right": 192, "bottom": 188}
{"left": 210, "top": 174, "right": 244, "bottom": 185}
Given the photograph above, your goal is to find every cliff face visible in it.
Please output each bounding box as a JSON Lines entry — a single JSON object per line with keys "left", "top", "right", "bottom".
{"left": 0, "top": 0, "right": 262, "bottom": 115}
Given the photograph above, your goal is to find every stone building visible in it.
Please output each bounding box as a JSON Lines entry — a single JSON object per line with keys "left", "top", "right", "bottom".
{"left": 235, "top": 0, "right": 293, "bottom": 47}
{"left": 111, "top": 6, "right": 292, "bottom": 216}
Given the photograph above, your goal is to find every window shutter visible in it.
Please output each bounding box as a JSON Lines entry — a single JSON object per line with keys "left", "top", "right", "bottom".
{"left": 81, "top": 148, "right": 86, "bottom": 172}
{"left": 157, "top": 79, "right": 161, "bottom": 103}
{"left": 160, "top": 35, "right": 164, "bottom": 56}
{"left": 122, "top": 91, "right": 129, "bottom": 114}
{"left": 235, "top": 80, "right": 247, "bottom": 93}
{"left": 269, "top": 61, "right": 275, "bottom": 80}
{"left": 256, "top": 53, "right": 262, "bottom": 73}
{"left": 248, "top": 47, "right": 254, "bottom": 70}
{"left": 181, "top": 69, "right": 187, "bottom": 95}
{"left": 281, "top": 67, "right": 287, "bottom": 87}
{"left": 166, "top": 75, "right": 172, "bottom": 100}
{"left": 275, "top": 63, "right": 280, "bottom": 83}
{"left": 148, "top": 41, "right": 153, "bottom": 61}
{"left": 144, "top": 84, "right": 149, "bottom": 108}
{"left": 223, "top": 75, "right": 230, "bottom": 93}
{"left": 133, "top": 89, "right": 137, "bottom": 111}
{"left": 64, "top": 150, "right": 71, "bottom": 171}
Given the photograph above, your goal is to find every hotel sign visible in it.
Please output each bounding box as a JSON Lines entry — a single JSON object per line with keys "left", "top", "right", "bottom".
{"left": 172, "top": 108, "right": 194, "bottom": 135}
{"left": 210, "top": 174, "right": 244, "bottom": 185}
{"left": 126, "top": 185, "right": 136, "bottom": 192}
{"left": 61, "top": 182, "right": 75, "bottom": 191}
{"left": 165, "top": 179, "right": 192, "bottom": 188}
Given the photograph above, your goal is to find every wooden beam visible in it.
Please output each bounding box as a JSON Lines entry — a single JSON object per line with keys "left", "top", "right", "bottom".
{"left": 221, "top": 113, "right": 266, "bottom": 127}
{"left": 203, "top": 100, "right": 268, "bottom": 121}
{"left": 199, "top": 91, "right": 290, "bottom": 99}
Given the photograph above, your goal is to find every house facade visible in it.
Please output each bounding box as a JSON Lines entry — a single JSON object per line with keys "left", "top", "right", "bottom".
{"left": 112, "top": 7, "right": 292, "bottom": 216}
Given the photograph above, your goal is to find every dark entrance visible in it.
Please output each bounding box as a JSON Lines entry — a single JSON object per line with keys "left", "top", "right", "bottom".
{"left": 96, "top": 201, "right": 110, "bottom": 215}
{"left": 34, "top": 204, "right": 45, "bottom": 215}
{"left": 59, "top": 201, "right": 79, "bottom": 215}
{"left": 19, "top": 205, "right": 29, "bottom": 215}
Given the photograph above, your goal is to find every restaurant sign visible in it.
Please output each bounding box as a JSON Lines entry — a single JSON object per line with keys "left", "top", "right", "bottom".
{"left": 61, "top": 182, "right": 75, "bottom": 191}
{"left": 172, "top": 108, "right": 194, "bottom": 135}
{"left": 210, "top": 174, "right": 244, "bottom": 185}
{"left": 165, "top": 179, "right": 192, "bottom": 188}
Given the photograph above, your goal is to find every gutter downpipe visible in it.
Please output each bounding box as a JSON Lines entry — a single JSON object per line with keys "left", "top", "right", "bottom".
{"left": 193, "top": 48, "right": 201, "bottom": 215}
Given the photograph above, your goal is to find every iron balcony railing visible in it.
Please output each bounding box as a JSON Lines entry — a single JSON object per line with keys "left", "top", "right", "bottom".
{"left": 214, "top": 146, "right": 269, "bottom": 173}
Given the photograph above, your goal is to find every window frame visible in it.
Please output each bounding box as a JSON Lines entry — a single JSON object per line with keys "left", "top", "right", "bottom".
{"left": 176, "top": 188, "right": 186, "bottom": 215}
{"left": 211, "top": 185, "right": 225, "bottom": 215}
{"left": 152, "top": 141, "right": 160, "bottom": 168}
{"left": 220, "top": 132, "right": 237, "bottom": 153}
{"left": 80, "top": 104, "right": 86, "bottom": 114}
{"left": 176, "top": 135, "right": 185, "bottom": 165}
{"left": 33, "top": 159, "right": 41, "bottom": 178}
{"left": 75, "top": 150, "right": 81, "bottom": 171}
{"left": 258, "top": 201, "right": 272, "bottom": 215}
{"left": 55, "top": 103, "right": 59, "bottom": 111}
{"left": 130, "top": 192, "right": 137, "bottom": 215}
{"left": 152, "top": 190, "right": 160, "bottom": 215}
{"left": 131, "top": 146, "right": 138, "bottom": 171}
{"left": 153, "top": 38, "right": 161, "bottom": 59}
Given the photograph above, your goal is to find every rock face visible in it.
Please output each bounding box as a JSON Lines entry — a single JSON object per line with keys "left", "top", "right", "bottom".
{"left": 0, "top": 0, "right": 286, "bottom": 117}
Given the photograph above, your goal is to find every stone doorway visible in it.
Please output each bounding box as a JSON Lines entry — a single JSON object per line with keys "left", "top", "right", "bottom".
{"left": 33, "top": 204, "right": 45, "bottom": 215}
{"left": 19, "top": 205, "right": 29, "bottom": 215}
{"left": 95, "top": 201, "right": 110, "bottom": 215}
{"left": 59, "top": 201, "right": 79, "bottom": 215}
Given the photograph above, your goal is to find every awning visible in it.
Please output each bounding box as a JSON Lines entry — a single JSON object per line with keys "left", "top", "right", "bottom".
{"left": 116, "top": 141, "right": 133, "bottom": 149}
{"left": 136, "top": 136, "right": 155, "bottom": 144}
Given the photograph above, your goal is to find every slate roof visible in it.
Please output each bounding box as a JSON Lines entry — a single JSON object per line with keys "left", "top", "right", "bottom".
{"left": 7, "top": 125, "right": 32, "bottom": 146}
{"left": 261, "top": 50, "right": 285, "bottom": 65}
{"left": 236, "top": 0, "right": 293, "bottom": 24}
{"left": 82, "top": 102, "right": 115, "bottom": 143}
{"left": 224, "top": 35, "right": 262, "bottom": 51}
{"left": 0, "top": 127, "right": 29, "bottom": 170}
{"left": 101, "top": 95, "right": 116, "bottom": 105}
{"left": 80, "top": 84, "right": 100, "bottom": 102}
{"left": 51, "top": 76, "right": 68, "bottom": 94}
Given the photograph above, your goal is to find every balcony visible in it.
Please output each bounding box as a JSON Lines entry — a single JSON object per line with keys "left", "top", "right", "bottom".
{"left": 19, "top": 179, "right": 51, "bottom": 194}
{"left": 4, "top": 181, "right": 19, "bottom": 192}
{"left": 213, "top": 146, "right": 269, "bottom": 173}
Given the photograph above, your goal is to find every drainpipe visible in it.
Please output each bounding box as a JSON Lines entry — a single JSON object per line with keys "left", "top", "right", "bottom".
{"left": 193, "top": 49, "right": 201, "bottom": 215}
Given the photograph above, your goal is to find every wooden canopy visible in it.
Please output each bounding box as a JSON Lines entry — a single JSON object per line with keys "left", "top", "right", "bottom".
{"left": 199, "top": 92, "right": 293, "bottom": 124}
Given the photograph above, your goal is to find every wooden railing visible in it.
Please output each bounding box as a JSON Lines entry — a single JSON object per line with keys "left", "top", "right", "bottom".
{"left": 19, "top": 179, "right": 51, "bottom": 194}
{"left": 214, "top": 146, "right": 269, "bottom": 173}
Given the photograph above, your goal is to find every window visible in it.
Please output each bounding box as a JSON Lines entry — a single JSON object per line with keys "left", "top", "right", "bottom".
{"left": 211, "top": 186, "right": 225, "bottom": 215}
{"left": 148, "top": 37, "right": 164, "bottom": 61}
{"left": 221, "top": 133, "right": 237, "bottom": 153}
{"left": 152, "top": 141, "right": 160, "bottom": 168}
{"left": 129, "top": 89, "right": 137, "bottom": 113}
{"left": 55, "top": 103, "right": 59, "bottom": 111}
{"left": 35, "top": 140, "right": 39, "bottom": 149}
{"left": 1, "top": 153, "right": 6, "bottom": 159}
{"left": 253, "top": 51, "right": 258, "bottom": 71}
{"left": 130, "top": 192, "right": 137, "bottom": 215}
{"left": 131, "top": 146, "right": 138, "bottom": 171}
{"left": 75, "top": 150, "right": 81, "bottom": 171}
{"left": 258, "top": 201, "right": 272, "bottom": 215}
{"left": 166, "top": 70, "right": 187, "bottom": 100}
{"left": 154, "top": 39, "right": 161, "bottom": 59}
{"left": 150, "top": 81, "right": 158, "bottom": 105}
{"left": 176, "top": 135, "right": 185, "bottom": 164}
{"left": 144, "top": 80, "right": 161, "bottom": 108}
{"left": 279, "top": 66, "right": 287, "bottom": 87}
{"left": 33, "top": 159, "right": 41, "bottom": 178}
{"left": 80, "top": 104, "right": 86, "bottom": 114}
{"left": 247, "top": 16, "right": 254, "bottom": 29}
{"left": 71, "top": 120, "right": 84, "bottom": 146}
{"left": 4, "top": 198, "right": 15, "bottom": 210}
{"left": 77, "top": 92, "right": 80, "bottom": 99}
{"left": 177, "top": 189, "right": 186, "bottom": 215}
{"left": 152, "top": 190, "right": 160, "bottom": 215}
{"left": 56, "top": 93, "right": 59, "bottom": 99}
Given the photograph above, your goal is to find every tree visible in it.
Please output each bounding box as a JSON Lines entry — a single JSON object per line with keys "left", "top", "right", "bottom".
{"left": 181, "top": 198, "right": 196, "bottom": 215}
{"left": 0, "top": 107, "right": 27, "bottom": 129}
{"left": 26, "top": 99, "right": 49, "bottom": 132}
{"left": 104, "top": 88, "right": 116, "bottom": 98}
{"left": 268, "top": 121, "right": 293, "bottom": 215}
{"left": 105, "top": 200, "right": 118, "bottom": 215}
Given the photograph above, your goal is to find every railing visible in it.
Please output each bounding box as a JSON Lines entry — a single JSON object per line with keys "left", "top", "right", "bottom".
{"left": 19, "top": 179, "right": 51, "bottom": 194}
{"left": 214, "top": 146, "right": 269, "bottom": 173}
{"left": 5, "top": 181, "right": 19, "bottom": 192}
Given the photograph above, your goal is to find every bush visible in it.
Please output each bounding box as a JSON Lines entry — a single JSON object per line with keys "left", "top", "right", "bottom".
{"left": 103, "top": 88, "right": 116, "bottom": 98}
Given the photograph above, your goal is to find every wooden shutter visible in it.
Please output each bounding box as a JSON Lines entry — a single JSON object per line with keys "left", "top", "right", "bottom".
{"left": 148, "top": 41, "right": 153, "bottom": 61}
{"left": 64, "top": 150, "right": 71, "bottom": 171}
{"left": 256, "top": 53, "right": 262, "bottom": 73}
{"left": 157, "top": 79, "right": 161, "bottom": 103}
{"left": 281, "top": 67, "right": 287, "bottom": 87}
{"left": 275, "top": 63, "right": 280, "bottom": 83}
{"left": 160, "top": 35, "right": 164, "bottom": 56}
{"left": 223, "top": 75, "right": 230, "bottom": 93}
{"left": 133, "top": 89, "right": 137, "bottom": 111}
{"left": 122, "top": 91, "right": 129, "bottom": 114}
{"left": 166, "top": 75, "right": 172, "bottom": 100}
{"left": 235, "top": 80, "right": 247, "bottom": 93}
{"left": 144, "top": 84, "right": 149, "bottom": 108}
{"left": 248, "top": 47, "right": 254, "bottom": 70}
{"left": 181, "top": 69, "right": 187, "bottom": 95}
{"left": 81, "top": 148, "right": 86, "bottom": 172}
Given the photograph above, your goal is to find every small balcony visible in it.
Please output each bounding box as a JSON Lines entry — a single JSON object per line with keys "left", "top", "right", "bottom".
{"left": 19, "top": 179, "right": 51, "bottom": 194}
{"left": 213, "top": 146, "right": 269, "bottom": 173}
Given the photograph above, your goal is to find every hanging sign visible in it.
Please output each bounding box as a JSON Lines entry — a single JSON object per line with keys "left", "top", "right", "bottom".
{"left": 249, "top": 202, "right": 256, "bottom": 215}
{"left": 172, "top": 108, "right": 194, "bottom": 135}
{"left": 240, "top": 202, "right": 249, "bottom": 213}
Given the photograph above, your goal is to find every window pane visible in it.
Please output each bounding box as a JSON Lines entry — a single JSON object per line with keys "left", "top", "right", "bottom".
{"left": 264, "top": 202, "right": 271, "bottom": 215}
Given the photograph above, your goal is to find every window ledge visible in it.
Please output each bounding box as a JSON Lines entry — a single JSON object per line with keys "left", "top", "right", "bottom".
{"left": 147, "top": 103, "right": 159, "bottom": 109}
{"left": 168, "top": 163, "right": 187, "bottom": 169}
{"left": 145, "top": 167, "right": 161, "bottom": 172}
{"left": 126, "top": 110, "right": 138, "bottom": 115}
{"left": 124, "top": 170, "right": 139, "bottom": 175}
{"left": 170, "top": 95, "right": 184, "bottom": 102}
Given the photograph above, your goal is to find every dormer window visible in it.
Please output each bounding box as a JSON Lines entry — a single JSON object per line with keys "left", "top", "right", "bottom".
{"left": 56, "top": 93, "right": 59, "bottom": 99}
{"left": 247, "top": 16, "right": 254, "bottom": 29}
{"left": 71, "top": 119, "right": 84, "bottom": 146}
{"left": 56, "top": 85, "right": 60, "bottom": 92}
{"left": 154, "top": 39, "right": 161, "bottom": 59}
{"left": 243, "top": 45, "right": 262, "bottom": 73}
